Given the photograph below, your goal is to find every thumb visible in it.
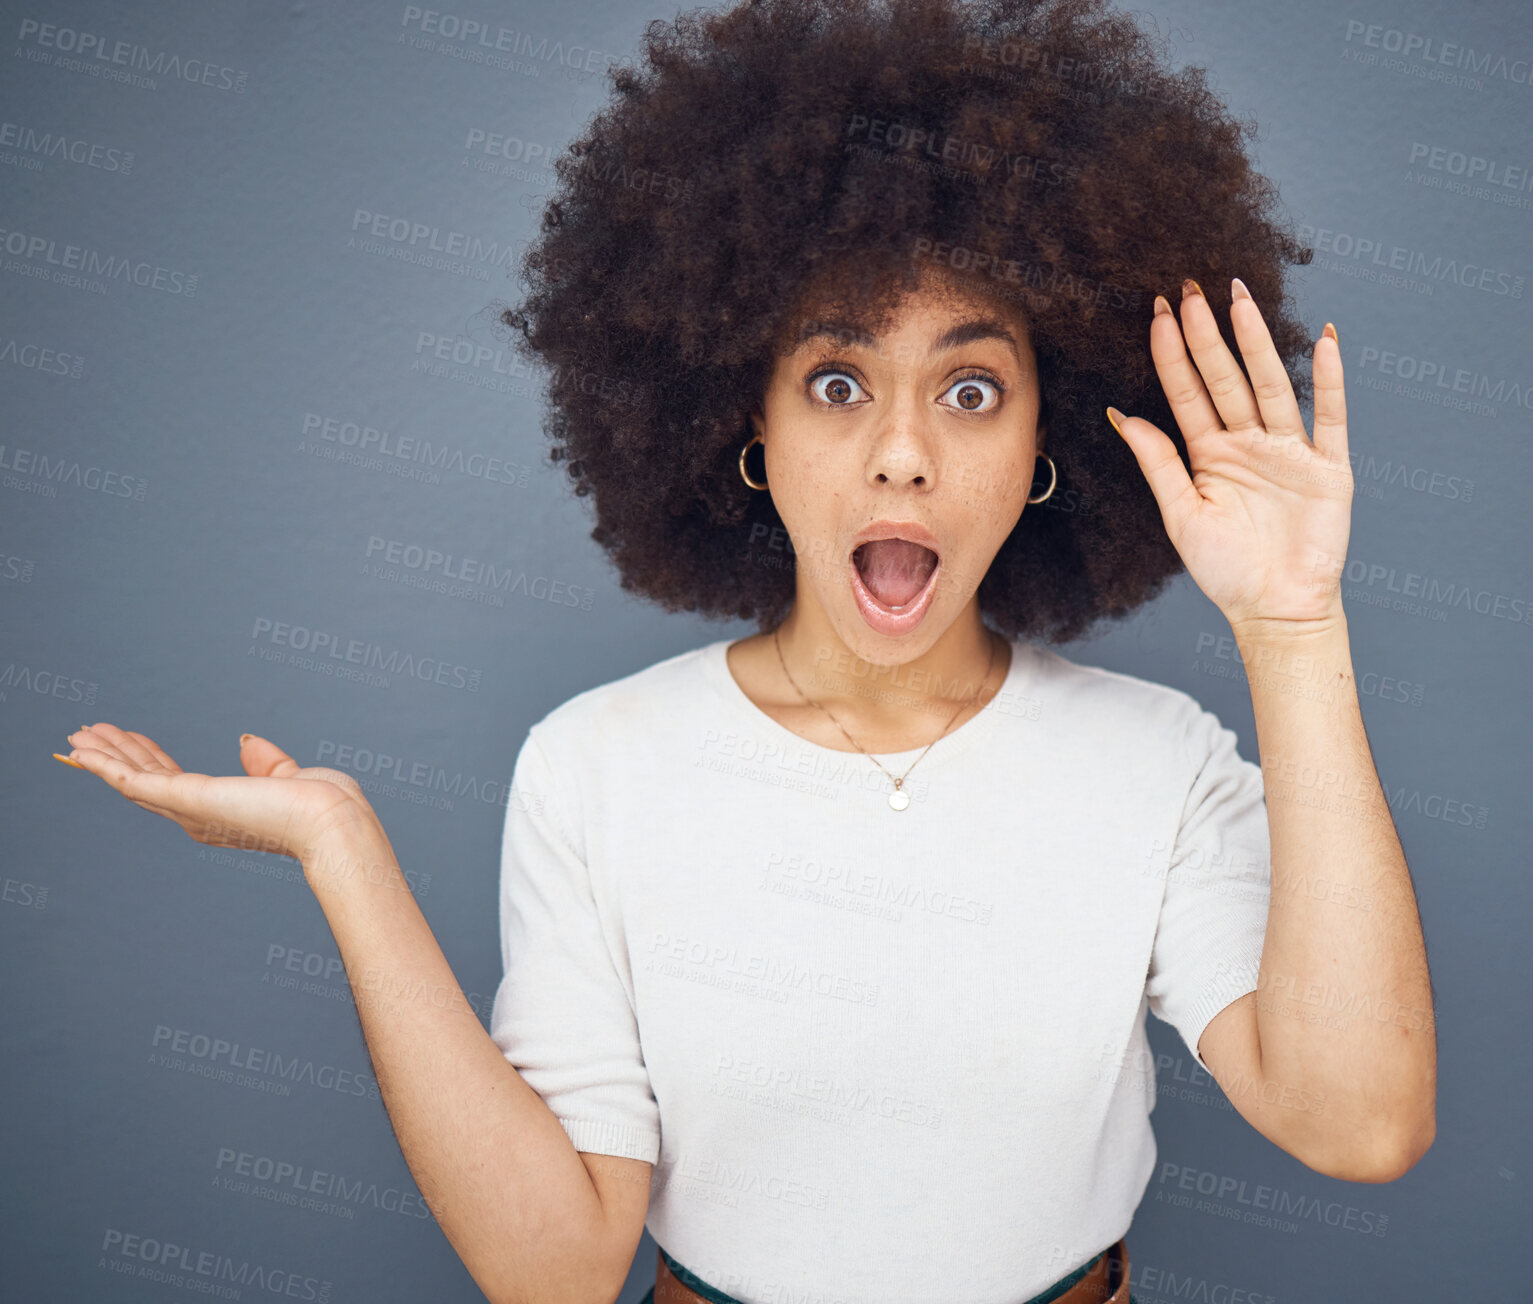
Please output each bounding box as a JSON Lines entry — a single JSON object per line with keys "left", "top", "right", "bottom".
{"left": 1106, "top": 406, "right": 1199, "bottom": 542}
{"left": 238, "top": 733, "right": 305, "bottom": 779}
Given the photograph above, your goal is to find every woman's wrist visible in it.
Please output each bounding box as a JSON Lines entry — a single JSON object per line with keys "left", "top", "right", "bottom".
{"left": 299, "top": 813, "right": 406, "bottom": 903}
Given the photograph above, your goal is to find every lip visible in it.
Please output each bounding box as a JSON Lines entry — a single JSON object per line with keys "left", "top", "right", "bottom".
{"left": 849, "top": 519, "right": 942, "bottom": 558}
{"left": 847, "top": 519, "right": 942, "bottom": 637}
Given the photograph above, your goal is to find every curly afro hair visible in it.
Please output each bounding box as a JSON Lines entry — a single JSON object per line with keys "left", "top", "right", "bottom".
{"left": 499, "top": 0, "right": 1314, "bottom": 644}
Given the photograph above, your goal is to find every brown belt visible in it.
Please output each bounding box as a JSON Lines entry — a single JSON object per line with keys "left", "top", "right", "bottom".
{"left": 655, "top": 1237, "right": 1132, "bottom": 1304}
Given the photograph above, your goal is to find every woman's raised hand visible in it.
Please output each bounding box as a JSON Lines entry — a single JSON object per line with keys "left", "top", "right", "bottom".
{"left": 1107, "top": 277, "right": 1354, "bottom": 641}
{"left": 54, "top": 724, "right": 381, "bottom": 863}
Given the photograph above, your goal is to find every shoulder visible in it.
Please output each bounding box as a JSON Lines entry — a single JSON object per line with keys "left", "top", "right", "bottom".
{"left": 1022, "top": 641, "right": 1207, "bottom": 723}
{"left": 526, "top": 638, "right": 722, "bottom": 757}
{"left": 507, "top": 641, "right": 722, "bottom": 838}
{"left": 1018, "top": 642, "right": 1229, "bottom": 766}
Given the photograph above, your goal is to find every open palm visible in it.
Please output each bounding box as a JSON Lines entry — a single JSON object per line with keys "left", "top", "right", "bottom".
{"left": 56, "top": 723, "right": 378, "bottom": 861}
{"left": 1111, "top": 278, "right": 1353, "bottom": 631}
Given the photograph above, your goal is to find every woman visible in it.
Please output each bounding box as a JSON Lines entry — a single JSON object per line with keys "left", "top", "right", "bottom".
{"left": 55, "top": 0, "right": 1436, "bottom": 1301}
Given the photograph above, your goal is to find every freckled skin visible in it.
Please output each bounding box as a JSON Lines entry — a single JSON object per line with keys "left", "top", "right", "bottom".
{"left": 726, "top": 268, "right": 1048, "bottom": 753}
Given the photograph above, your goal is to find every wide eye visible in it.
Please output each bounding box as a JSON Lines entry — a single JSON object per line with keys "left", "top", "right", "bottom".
{"left": 940, "top": 374, "right": 1003, "bottom": 414}
{"left": 808, "top": 370, "right": 867, "bottom": 406}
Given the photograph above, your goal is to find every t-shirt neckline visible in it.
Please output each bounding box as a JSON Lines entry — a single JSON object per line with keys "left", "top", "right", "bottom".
{"left": 700, "top": 632, "right": 1034, "bottom": 770}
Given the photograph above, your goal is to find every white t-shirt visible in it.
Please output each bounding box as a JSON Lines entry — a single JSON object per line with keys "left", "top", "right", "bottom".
{"left": 490, "top": 636, "right": 1271, "bottom": 1304}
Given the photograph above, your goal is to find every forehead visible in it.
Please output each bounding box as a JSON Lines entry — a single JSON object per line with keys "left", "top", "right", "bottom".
{"left": 795, "top": 313, "right": 1024, "bottom": 367}
{"left": 785, "top": 266, "right": 1032, "bottom": 359}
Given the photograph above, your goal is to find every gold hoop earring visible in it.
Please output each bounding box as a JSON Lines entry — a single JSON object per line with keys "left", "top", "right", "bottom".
{"left": 1026, "top": 452, "right": 1057, "bottom": 504}
{"left": 739, "top": 432, "right": 768, "bottom": 491}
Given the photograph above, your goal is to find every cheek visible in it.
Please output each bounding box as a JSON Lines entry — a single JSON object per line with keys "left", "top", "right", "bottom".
{"left": 765, "top": 445, "right": 846, "bottom": 557}
{"left": 949, "top": 453, "right": 1032, "bottom": 520}
{"left": 770, "top": 441, "right": 843, "bottom": 510}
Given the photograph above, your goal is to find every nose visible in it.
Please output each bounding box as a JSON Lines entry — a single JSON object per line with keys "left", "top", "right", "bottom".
{"left": 865, "top": 388, "right": 936, "bottom": 489}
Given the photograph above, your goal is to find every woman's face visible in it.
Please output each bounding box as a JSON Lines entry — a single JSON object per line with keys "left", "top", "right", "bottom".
{"left": 750, "top": 273, "right": 1044, "bottom": 664}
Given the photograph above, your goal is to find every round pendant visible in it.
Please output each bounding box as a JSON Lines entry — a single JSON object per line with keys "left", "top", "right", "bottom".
{"left": 888, "top": 788, "right": 910, "bottom": 811}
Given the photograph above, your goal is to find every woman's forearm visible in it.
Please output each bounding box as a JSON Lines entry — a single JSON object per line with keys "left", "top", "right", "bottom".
{"left": 1231, "top": 605, "right": 1436, "bottom": 1176}
{"left": 299, "top": 818, "right": 621, "bottom": 1304}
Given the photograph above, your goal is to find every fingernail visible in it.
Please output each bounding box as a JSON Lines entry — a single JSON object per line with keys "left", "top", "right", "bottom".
{"left": 1152, "top": 294, "right": 1172, "bottom": 317}
{"left": 1322, "top": 321, "right": 1339, "bottom": 345}
{"left": 1181, "top": 278, "right": 1203, "bottom": 300}
{"left": 53, "top": 752, "right": 86, "bottom": 770}
{"left": 1105, "top": 406, "right": 1127, "bottom": 436}
{"left": 1230, "top": 276, "right": 1252, "bottom": 301}
{"left": 240, "top": 733, "right": 253, "bottom": 746}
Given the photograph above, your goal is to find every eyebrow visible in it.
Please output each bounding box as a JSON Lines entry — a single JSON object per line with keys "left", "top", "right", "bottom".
{"left": 799, "top": 316, "right": 1021, "bottom": 363}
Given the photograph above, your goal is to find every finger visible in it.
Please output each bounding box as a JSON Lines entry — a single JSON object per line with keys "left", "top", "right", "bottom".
{"left": 239, "top": 733, "right": 305, "bottom": 780}
{"left": 1228, "top": 279, "right": 1307, "bottom": 440}
{"left": 1149, "top": 295, "right": 1226, "bottom": 449}
{"left": 1311, "top": 324, "right": 1349, "bottom": 462}
{"left": 1107, "top": 408, "right": 1201, "bottom": 543}
{"left": 56, "top": 747, "right": 178, "bottom": 819}
{"left": 66, "top": 727, "right": 134, "bottom": 769}
{"left": 66, "top": 730, "right": 209, "bottom": 827}
{"left": 68, "top": 743, "right": 212, "bottom": 812}
{"left": 64, "top": 747, "right": 282, "bottom": 849}
{"left": 1176, "top": 281, "right": 1263, "bottom": 435}
{"left": 123, "top": 729, "right": 184, "bottom": 775}
{"left": 65, "top": 742, "right": 316, "bottom": 858}
{"left": 74, "top": 722, "right": 166, "bottom": 773}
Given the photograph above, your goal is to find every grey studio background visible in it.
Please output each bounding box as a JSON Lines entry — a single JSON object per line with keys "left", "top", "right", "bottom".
{"left": 2, "top": 0, "right": 1529, "bottom": 1300}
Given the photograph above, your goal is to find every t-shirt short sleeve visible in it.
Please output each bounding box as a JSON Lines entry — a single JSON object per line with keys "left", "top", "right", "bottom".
{"left": 1145, "top": 701, "right": 1272, "bottom": 1075}
{"left": 488, "top": 727, "right": 662, "bottom": 1165}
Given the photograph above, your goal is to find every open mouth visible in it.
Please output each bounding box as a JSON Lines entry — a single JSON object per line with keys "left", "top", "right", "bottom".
{"left": 852, "top": 539, "right": 940, "bottom": 608}
{"left": 849, "top": 538, "right": 941, "bottom": 635}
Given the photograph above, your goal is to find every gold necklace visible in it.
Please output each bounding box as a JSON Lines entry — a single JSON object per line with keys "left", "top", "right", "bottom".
{"left": 771, "top": 626, "right": 1000, "bottom": 811}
